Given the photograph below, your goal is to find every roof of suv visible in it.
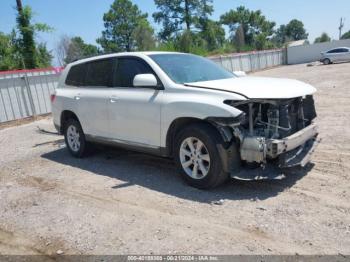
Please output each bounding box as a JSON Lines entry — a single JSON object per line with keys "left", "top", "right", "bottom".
{"left": 68, "top": 51, "right": 183, "bottom": 66}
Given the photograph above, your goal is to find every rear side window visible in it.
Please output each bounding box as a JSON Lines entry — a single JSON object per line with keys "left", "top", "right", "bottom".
{"left": 85, "top": 58, "right": 114, "bottom": 87}
{"left": 328, "top": 48, "right": 348, "bottom": 53}
{"left": 115, "top": 58, "right": 153, "bottom": 87}
{"left": 65, "top": 64, "right": 87, "bottom": 86}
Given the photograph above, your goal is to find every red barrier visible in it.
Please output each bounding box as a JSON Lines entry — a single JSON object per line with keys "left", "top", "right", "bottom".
{"left": 0, "top": 67, "right": 64, "bottom": 75}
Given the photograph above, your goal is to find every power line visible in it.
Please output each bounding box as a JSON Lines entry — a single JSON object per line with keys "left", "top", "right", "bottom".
{"left": 339, "top": 17, "right": 345, "bottom": 40}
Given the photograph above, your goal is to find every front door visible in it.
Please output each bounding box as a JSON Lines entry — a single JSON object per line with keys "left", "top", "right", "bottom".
{"left": 107, "top": 57, "right": 162, "bottom": 148}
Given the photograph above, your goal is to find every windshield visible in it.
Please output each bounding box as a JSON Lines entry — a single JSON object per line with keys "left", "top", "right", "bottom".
{"left": 149, "top": 53, "right": 235, "bottom": 84}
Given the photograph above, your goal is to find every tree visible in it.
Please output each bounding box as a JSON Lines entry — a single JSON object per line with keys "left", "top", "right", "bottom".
{"left": 198, "top": 19, "right": 225, "bottom": 51}
{"left": 273, "top": 24, "right": 289, "bottom": 46}
{"left": 36, "top": 43, "right": 53, "bottom": 68}
{"left": 285, "top": 19, "right": 308, "bottom": 41}
{"left": 55, "top": 35, "right": 71, "bottom": 66}
{"left": 65, "top": 37, "right": 100, "bottom": 64}
{"left": 314, "top": 33, "right": 331, "bottom": 43}
{"left": 0, "top": 31, "right": 22, "bottom": 70}
{"left": 220, "top": 6, "right": 275, "bottom": 46}
{"left": 153, "top": 0, "right": 214, "bottom": 40}
{"left": 131, "top": 20, "right": 156, "bottom": 51}
{"left": 234, "top": 24, "right": 245, "bottom": 51}
{"left": 97, "top": 0, "right": 153, "bottom": 52}
{"left": 254, "top": 33, "right": 268, "bottom": 50}
{"left": 15, "top": 0, "right": 53, "bottom": 69}
{"left": 341, "top": 30, "right": 350, "bottom": 39}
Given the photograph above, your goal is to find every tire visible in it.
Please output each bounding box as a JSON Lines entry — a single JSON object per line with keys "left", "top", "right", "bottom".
{"left": 323, "top": 58, "right": 331, "bottom": 65}
{"left": 64, "top": 119, "right": 89, "bottom": 158}
{"left": 174, "top": 123, "right": 230, "bottom": 189}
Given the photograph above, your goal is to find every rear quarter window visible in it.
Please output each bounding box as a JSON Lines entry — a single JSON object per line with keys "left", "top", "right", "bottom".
{"left": 85, "top": 58, "right": 114, "bottom": 87}
{"left": 65, "top": 64, "right": 87, "bottom": 86}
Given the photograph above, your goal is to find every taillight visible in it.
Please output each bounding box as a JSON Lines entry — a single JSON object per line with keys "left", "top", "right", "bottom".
{"left": 50, "top": 94, "right": 56, "bottom": 103}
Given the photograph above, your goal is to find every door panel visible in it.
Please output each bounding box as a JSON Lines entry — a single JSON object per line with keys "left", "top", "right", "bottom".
{"left": 107, "top": 57, "right": 163, "bottom": 148}
{"left": 108, "top": 88, "right": 162, "bottom": 147}
{"left": 75, "top": 88, "right": 110, "bottom": 137}
{"left": 66, "top": 58, "right": 115, "bottom": 137}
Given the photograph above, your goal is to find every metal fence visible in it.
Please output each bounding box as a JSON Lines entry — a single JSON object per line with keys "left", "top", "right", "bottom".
{"left": 0, "top": 49, "right": 286, "bottom": 124}
{"left": 0, "top": 68, "right": 62, "bottom": 123}
{"left": 210, "top": 49, "right": 286, "bottom": 73}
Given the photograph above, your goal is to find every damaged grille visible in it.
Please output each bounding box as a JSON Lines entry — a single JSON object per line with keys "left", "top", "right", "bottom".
{"left": 226, "top": 95, "right": 317, "bottom": 139}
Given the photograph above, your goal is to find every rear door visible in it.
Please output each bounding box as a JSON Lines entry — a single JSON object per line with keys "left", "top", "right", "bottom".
{"left": 107, "top": 57, "right": 163, "bottom": 148}
{"left": 68, "top": 58, "right": 115, "bottom": 138}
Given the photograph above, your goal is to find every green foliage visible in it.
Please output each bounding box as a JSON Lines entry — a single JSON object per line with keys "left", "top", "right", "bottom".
{"left": 15, "top": 5, "right": 53, "bottom": 69}
{"left": 198, "top": 19, "right": 225, "bottom": 51}
{"left": 97, "top": 0, "right": 152, "bottom": 52}
{"left": 254, "top": 33, "right": 269, "bottom": 50}
{"left": 272, "top": 24, "right": 289, "bottom": 46}
{"left": 341, "top": 30, "right": 350, "bottom": 39}
{"left": 65, "top": 37, "right": 100, "bottom": 64}
{"left": 0, "top": 31, "right": 22, "bottom": 70}
{"left": 132, "top": 20, "right": 156, "bottom": 51}
{"left": 220, "top": 6, "right": 275, "bottom": 47}
{"left": 285, "top": 19, "right": 308, "bottom": 41}
{"left": 314, "top": 33, "right": 331, "bottom": 43}
{"left": 16, "top": 5, "right": 36, "bottom": 69}
{"left": 234, "top": 24, "right": 245, "bottom": 51}
{"left": 36, "top": 43, "right": 53, "bottom": 68}
{"left": 153, "top": 0, "right": 213, "bottom": 41}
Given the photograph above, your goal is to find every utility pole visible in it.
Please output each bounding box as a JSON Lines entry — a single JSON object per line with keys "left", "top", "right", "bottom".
{"left": 339, "top": 17, "right": 345, "bottom": 40}
{"left": 16, "top": 0, "right": 23, "bottom": 12}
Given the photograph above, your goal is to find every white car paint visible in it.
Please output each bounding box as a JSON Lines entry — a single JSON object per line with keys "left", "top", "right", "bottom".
{"left": 52, "top": 51, "right": 316, "bottom": 150}
{"left": 186, "top": 76, "right": 317, "bottom": 99}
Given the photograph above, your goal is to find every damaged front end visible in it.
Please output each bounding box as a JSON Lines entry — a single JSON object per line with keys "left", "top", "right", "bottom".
{"left": 214, "top": 96, "right": 320, "bottom": 179}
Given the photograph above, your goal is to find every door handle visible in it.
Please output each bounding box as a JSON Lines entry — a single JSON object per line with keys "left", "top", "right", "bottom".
{"left": 74, "top": 96, "right": 81, "bottom": 101}
{"left": 110, "top": 97, "right": 118, "bottom": 103}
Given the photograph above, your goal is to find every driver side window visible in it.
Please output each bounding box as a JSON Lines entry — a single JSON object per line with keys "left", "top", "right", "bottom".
{"left": 115, "top": 58, "right": 154, "bottom": 87}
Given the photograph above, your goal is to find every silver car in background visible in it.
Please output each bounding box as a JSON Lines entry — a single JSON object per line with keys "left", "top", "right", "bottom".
{"left": 320, "top": 47, "right": 350, "bottom": 65}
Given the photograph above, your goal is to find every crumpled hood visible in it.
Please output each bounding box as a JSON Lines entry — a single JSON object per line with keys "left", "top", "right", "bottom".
{"left": 185, "top": 76, "right": 317, "bottom": 99}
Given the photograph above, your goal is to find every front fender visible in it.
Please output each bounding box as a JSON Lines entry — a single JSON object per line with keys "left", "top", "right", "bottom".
{"left": 160, "top": 99, "right": 243, "bottom": 148}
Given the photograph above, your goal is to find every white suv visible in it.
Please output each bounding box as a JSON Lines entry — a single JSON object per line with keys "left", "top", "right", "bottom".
{"left": 52, "top": 52, "right": 319, "bottom": 189}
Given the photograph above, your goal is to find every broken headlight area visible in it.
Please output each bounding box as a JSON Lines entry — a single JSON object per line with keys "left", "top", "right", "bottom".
{"left": 225, "top": 96, "right": 317, "bottom": 139}
{"left": 224, "top": 96, "right": 318, "bottom": 166}
{"left": 207, "top": 113, "right": 246, "bottom": 126}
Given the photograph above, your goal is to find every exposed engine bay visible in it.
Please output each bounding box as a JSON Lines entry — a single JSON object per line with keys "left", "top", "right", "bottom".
{"left": 222, "top": 95, "right": 319, "bottom": 168}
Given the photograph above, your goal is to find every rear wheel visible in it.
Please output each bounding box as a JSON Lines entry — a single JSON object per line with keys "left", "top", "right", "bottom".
{"left": 323, "top": 58, "right": 331, "bottom": 65}
{"left": 64, "top": 119, "right": 89, "bottom": 158}
{"left": 174, "top": 123, "right": 229, "bottom": 189}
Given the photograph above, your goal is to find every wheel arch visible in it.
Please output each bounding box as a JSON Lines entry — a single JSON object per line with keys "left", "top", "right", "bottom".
{"left": 60, "top": 110, "right": 81, "bottom": 134}
{"left": 164, "top": 117, "right": 224, "bottom": 157}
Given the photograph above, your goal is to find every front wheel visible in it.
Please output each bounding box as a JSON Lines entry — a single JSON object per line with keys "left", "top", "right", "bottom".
{"left": 174, "top": 123, "right": 229, "bottom": 189}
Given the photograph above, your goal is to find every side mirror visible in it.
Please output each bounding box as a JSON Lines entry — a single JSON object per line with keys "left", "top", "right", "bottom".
{"left": 233, "top": 71, "right": 247, "bottom": 77}
{"left": 133, "top": 74, "right": 159, "bottom": 88}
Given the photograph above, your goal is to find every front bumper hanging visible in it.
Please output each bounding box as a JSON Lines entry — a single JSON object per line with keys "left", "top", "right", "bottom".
{"left": 239, "top": 123, "right": 319, "bottom": 168}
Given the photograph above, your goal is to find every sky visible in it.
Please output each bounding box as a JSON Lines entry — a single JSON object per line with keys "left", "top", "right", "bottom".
{"left": 1, "top": 0, "right": 349, "bottom": 65}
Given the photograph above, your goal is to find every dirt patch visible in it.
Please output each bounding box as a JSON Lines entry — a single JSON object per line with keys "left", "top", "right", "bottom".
{"left": 0, "top": 114, "right": 52, "bottom": 131}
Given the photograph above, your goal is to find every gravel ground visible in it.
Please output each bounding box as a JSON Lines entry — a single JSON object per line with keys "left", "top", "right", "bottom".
{"left": 0, "top": 62, "right": 349, "bottom": 256}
